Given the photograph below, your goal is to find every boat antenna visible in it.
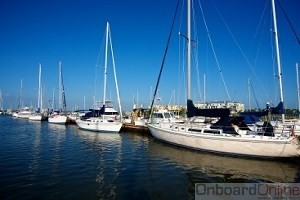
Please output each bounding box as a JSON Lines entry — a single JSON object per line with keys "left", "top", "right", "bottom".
{"left": 149, "top": 0, "right": 180, "bottom": 120}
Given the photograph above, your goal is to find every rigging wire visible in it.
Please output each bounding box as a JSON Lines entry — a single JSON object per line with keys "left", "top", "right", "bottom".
{"left": 250, "top": 0, "right": 269, "bottom": 52}
{"left": 94, "top": 31, "right": 106, "bottom": 108}
{"left": 198, "top": 0, "right": 231, "bottom": 101}
{"left": 149, "top": 0, "right": 180, "bottom": 118}
{"left": 249, "top": 0, "right": 275, "bottom": 106}
{"left": 210, "top": 0, "right": 272, "bottom": 102}
{"left": 108, "top": 25, "right": 123, "bottom": 119}
{"left": 249, "top": 79, "right": 261, "bottom": 109}
{"left": 193, "top": 44, "right": 202, "bottom": 102}
{"left": 251, "top": 0, "right": 269, "bottom": 73}
{"left": 178, "top": 35, "right": 187, "bottom": 105}
{"left": 191, "top": 0, "right": 202, "bottom": 102}
{"left": 278, "top": 0, "right": 300, "bottom": 45}
{"left": 177, "top": 0, "right": 185, "bottom": 107}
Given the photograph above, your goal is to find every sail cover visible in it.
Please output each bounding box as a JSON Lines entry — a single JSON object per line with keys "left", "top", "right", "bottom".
{"left": 83, "top": 105, "right": 106, "bottom": 118}
{"left": 240, "top": 101, "right": 284, "bottom": 117}
{"left": 187, "top": 99, "right": 230, "bottom": 118}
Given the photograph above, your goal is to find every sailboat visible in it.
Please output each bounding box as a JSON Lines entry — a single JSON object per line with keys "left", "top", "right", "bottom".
{"left": 48, "top": 61, "right": 68, "bottom": 124}
{"left": 76, "top": 22, "right": 123, "bottom": 133}
{"left": 12, "top": 79, "right": 34, "bottom": 119}
{"left": 12, "top": 79, "right": 23, "bottom": 117}
{"left": 29, "top": 63, "right": 47, "bottom": 121}
{"left": 148, "top": 0, "right": 300, "bottom": 158}
{"left": 15, "top": 83, "right": 34, "bottom": 119}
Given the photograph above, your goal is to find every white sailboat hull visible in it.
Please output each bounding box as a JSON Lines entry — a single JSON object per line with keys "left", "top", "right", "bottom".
{"left": 29, "top": 115, "right": 42, "bottom": 121}
{"left": 148, "top": 123, "right": 300, "bottom": 158}
{"left": 48, "top": 115, "right": 67, "bottom": 124}
{"left": 17, "top": 111, "right": 32, "bottom": 119}
{"left": 29, "top": 114, "right": 46, "bottom": 121}
{"left": 76, "top": 118, "right": 122, "bottom": 133}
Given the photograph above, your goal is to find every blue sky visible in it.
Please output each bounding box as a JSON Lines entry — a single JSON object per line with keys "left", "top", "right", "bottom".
{"left": 0, "top": 0, "right": 299, "bottom": 111}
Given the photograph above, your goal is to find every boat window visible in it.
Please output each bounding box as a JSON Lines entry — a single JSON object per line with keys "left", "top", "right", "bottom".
{"left": 153, "top": 113, "right": 164, "bottom": 118}
{"left": 164, "top": 112, "right": 174, "bottom": 119}
{"left": 203, "top": 129, "right": 221, "bottom": 134}
{"left": 188, "top": 128, "right": 220, "bottom": 134}
{"left": 104, "top": 112, "right": 118, "bottom": 115}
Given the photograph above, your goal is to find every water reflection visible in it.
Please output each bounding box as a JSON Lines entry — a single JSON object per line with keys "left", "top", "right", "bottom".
{"left": 51, "top": 124, "right": 66, "bottom": 187}
{"left": 75, "top": 129, "right": 121, "bottom": 143}
{"left": 148, "top": 139, "right": 300, "bottom": 183}
{"left": 28, "top": 121, "right": 42, "bottom": 184}
{"left": 3, "top": 115, "right": 299, "bottom": 200}
{"left": 48, "top": 123, "right": 67, "bottom": 133}
{"left": 74, "top": 128, "right": 122, "bottom": 199}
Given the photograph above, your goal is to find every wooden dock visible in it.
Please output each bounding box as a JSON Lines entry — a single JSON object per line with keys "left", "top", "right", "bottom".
{"left": 121, "top": 123, "right": 150, "bottom": 134}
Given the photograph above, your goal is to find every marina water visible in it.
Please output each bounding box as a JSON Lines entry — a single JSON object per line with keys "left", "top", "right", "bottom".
{"left": 1, "top": 115, "right": 300, "bottom": 200}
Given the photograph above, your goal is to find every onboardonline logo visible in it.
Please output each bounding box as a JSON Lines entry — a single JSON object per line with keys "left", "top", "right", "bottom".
{"left": 195, "top": 183, "right": 300, "bottom": 200}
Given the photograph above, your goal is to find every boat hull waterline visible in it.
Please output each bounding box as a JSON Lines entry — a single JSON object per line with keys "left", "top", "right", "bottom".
{"left": 48, "top": 115, "right": 68, "bottom": 124}
{"left": 29, "top": 114, "right": 46, "bottom": 121}
{"left": 76, "top": 118, "right": 122, "bottom": 133}
{"left": 148, "top": 124, "right": 300, "bottom": 158}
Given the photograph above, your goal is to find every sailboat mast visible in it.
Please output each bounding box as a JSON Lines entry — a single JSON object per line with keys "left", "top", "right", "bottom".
{"left": 19, "top": 79, "right": 23, "bottom": 108}
{"left": 58, "top": 61, "right": 62, "bottom": 110}
{"left": 52, "top": 88, "right": 55, "bottom": 110}
{"left": 203, "top": 74, "right": 206, "bottom": 104}
{"left": 149, "top": 86, "right": 152, "bottom": 108}
{"left": 0, "top": 89, "right": 2, "bottom": 110}
{"left": 271, "top": 0, "right": 284, "bottom": 121}
{"left": 41, "top": 84, "right": 44, "bottom": 111}
{"left": 187, "top": 0, "right": 191, "bottom": 100}
{"left": 103, "top": 22, "right": 109, "bottom": 107}
{"left": 296, "top": 63, "right": 300, "bottom": 119}
{"left": 38, "top": 63, "right": 41, "bottom": 110}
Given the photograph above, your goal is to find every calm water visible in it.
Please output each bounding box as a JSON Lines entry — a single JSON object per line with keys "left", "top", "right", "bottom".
{"left": 1, "top": 115, "right": 300, "bottom": 200}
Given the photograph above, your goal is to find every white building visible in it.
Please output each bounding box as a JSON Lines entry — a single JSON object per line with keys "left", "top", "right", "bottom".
{"left": 194, "top": 101, "right": 245, "bottom": 114}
